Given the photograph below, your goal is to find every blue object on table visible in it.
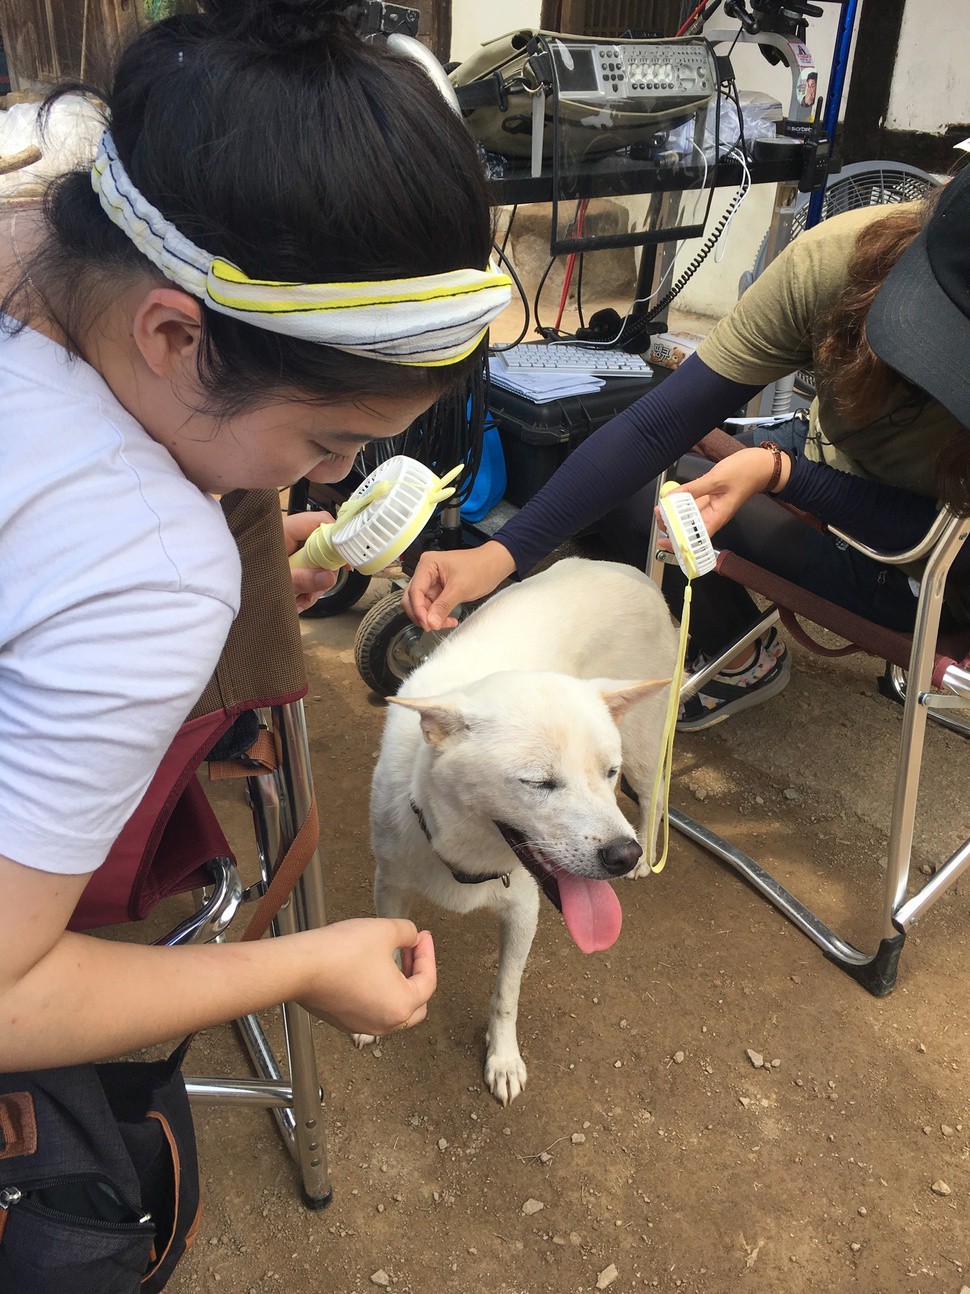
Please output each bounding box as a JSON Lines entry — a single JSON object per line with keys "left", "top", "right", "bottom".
{"left": 461, "top": 413, "right": 507, "bottom": 522}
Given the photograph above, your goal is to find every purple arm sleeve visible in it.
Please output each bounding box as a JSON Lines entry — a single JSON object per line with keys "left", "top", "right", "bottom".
{"left": 493, "top": 354, "right": 761, "bottom": 574}
{"left": 777, "top": 454, "right": 939, "bottom": 550}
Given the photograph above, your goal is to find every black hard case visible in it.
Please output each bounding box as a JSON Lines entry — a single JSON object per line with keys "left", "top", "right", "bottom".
{"left": 488, "top": 368, "right": 669, "bottom": 506}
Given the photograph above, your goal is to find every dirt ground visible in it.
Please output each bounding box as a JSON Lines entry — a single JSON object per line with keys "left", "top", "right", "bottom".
{"left": 151, "top": 562, "right": 970, "bottom": 1294}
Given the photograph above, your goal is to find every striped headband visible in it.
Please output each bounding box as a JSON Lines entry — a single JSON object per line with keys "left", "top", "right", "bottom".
{"left": 91, "top": 131, "right": 511, "bottom": 366}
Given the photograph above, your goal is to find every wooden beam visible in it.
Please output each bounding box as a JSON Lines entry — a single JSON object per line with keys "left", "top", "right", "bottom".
{"left": 841, "top": 0, "right": 906, "bottom": 164}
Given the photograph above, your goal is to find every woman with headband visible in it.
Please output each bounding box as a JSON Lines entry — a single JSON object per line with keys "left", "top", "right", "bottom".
{"left": 0, "top": 0, "right": 509, "bottom": 1074}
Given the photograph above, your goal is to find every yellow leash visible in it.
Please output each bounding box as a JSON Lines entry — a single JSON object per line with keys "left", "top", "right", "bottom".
{"left": 644, "top": 482, "right": 716, "bottom": 874}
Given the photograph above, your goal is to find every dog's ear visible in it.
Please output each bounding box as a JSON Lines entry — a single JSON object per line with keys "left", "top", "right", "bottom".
{"left": 594, "top": 678, "right": 671, "bottom": 723}
{"left": 387, "top": 695, "right": 468, "bottom": 747}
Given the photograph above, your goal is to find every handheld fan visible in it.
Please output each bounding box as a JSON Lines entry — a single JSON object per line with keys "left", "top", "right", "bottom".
{"left": 289, "top": 456, "right": 463, "bottom": 577}
{"left": 646, "top": 481, "right": 716, "bottom": 875}
{"left": 657, "top": 481, "right": 716, "bottom": 579}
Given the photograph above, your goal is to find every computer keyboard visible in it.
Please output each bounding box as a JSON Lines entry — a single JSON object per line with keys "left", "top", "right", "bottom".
{"left": 494, "top": 343, "right": 653, "bottom": 378}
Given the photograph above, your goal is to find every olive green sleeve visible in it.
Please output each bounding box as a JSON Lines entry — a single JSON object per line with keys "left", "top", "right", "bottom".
{"left": 696, "top": 235, "right": 821, "bottom": 385}
{"left": 695, "top": 212, "right": 862, "bottom": 387}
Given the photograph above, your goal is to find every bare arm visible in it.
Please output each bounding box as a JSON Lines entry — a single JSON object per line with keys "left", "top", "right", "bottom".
{"left": 0, "top": 853, "right": 436, "bottom": 1071}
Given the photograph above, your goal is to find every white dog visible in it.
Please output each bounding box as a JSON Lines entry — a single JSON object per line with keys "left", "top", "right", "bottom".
{"left": 362, "top": 558, "right": 678, "bottom": 1104}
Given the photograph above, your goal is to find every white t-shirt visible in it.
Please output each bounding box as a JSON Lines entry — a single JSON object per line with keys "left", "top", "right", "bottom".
{"left": 0, "top": 323, "right": 241, "bottom": 875}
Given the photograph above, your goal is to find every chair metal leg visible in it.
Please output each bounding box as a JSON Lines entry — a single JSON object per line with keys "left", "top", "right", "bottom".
{"left": 669, "top": 524, "right": 970, "bottom": 996}
{"left": 880, "top": 663, "right": 970, "bottom": 739}
{"left": 156, "top": 858, "right": 243, "bottom": 947}
{"left": 244, "top": 700, "right": 332, "bottom": 1209}
{"left": 183, "top": 700, "right": 332, "bottom": 1206}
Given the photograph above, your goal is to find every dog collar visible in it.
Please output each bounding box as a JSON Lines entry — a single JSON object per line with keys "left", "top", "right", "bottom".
{"left": 410, "top": 799, "right": 511, "bottom": 888}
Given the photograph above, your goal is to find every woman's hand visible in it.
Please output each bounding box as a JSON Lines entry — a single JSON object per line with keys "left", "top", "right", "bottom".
{"left": 283, "top": 510, "right": 340, "bottom": 613}
{"left": 402, "top": 541, "right": 516, "bottom": 630}
{"left": 658, "top": 447, "right": 792, "bottom": 541}
{"left": 296, "top": 919, "right": 437, "bottom": 1036}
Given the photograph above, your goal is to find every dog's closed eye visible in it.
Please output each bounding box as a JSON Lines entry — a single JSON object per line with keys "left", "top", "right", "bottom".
{"left": 606, "top": 766, "right": 620, "bottom": 781}
{"left": 519, "top": 777, "right": 561, "bottom": 793}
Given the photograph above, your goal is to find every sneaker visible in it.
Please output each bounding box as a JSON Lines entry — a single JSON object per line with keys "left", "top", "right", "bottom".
{"left": 678, "top": 628, "right": 791, "bottom": 732}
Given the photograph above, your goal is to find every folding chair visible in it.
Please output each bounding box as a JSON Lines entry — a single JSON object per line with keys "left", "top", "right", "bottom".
{"left": 69, "top": 489, "right": 333, "bottom": 1208}
{"left": 652, "top": 436, "right": 970, "bottom": 997}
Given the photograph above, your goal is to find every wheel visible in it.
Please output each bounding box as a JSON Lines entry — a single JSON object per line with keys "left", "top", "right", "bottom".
{"left": 355, "top": 592, "right": 452, "bottom": 695}
{"left": 299, "top": 565, "right": 371, "bottom": 618}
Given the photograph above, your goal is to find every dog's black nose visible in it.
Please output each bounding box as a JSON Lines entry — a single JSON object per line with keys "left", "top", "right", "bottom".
{"left": 598, "top": 838, "right": 642, "bottom": 876}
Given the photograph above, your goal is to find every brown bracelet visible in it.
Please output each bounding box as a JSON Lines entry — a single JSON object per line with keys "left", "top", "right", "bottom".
{"left": 760, "top": 440, "right": 784, "bottom": 494}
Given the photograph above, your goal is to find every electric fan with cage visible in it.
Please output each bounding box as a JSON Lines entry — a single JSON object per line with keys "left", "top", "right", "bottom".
{"left": 741, "top": 160, "right": 942, "bottom": 408}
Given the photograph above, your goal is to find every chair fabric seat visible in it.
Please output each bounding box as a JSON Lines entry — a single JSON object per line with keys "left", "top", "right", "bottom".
{"left": 715, "top": 550, "right": 970, "bottom": 687}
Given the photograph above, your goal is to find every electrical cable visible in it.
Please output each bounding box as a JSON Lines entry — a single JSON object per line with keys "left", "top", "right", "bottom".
{"left": 499, "top": 204, "right": 518, "bottom": 260}
{"left": 489, "top": 239, "right": 532, "bottom": 352}
{"left": 551, "top": 140, "right": 711, "bottom": 350}
{"left": 676, "top": 0, "right": 722, "bottom": 36}
{"left": 533, "top": 252, "right": 560, "bottom": 339}
{"left": 636, "top": 161, "right": 750, "bottom": 328}
{"left": 554, "top": 198, "right": 589, "bottom": 332}
{"left": 675, "top": 0, "right": 708, "bottom": 36}
{"left": 390, "top": 350, "right": 490, "bottom": 506}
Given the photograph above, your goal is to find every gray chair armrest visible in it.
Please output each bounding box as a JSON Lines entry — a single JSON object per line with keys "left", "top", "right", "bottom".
{"left": 829, "top": 507, "right": 967, "bottom": 567}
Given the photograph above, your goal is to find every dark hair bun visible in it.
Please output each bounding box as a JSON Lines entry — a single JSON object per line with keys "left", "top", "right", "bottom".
{"left": 200, "top": 0, "right": 365, "bottom": 52}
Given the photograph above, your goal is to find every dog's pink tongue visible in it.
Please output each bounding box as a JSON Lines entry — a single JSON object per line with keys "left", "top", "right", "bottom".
{"left": 555, "top": 871, "right": 622, "bottom": 953}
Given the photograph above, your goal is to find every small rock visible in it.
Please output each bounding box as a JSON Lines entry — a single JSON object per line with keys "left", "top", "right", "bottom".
{"left": 596, "top": 1264, "right": 619, "bottom": 1290}
{"left": 783, "top": 787, "right": 799, "bottom": 801}
{"left": 552, "top": 1236, "right": 567, "bottom": 1246}
{"left": 522, "top": 1198, "right": 545, "bottom": 1215}
{"left": 771, "top": 1059, "right": 782, "bottom": 1069}
{"left": 539, "top": 1151, "right": 553, "bottom": 1164}
{"left": 941, "top": 1124, "right": 954, "bottom": 1137}
{"left": 930, "top": 1180, "right": 952, "bottom": 1196}
{"left": 468, "top": 1248, "right": 477, "bottom": 1256}
{"left": 746, "top": 1049, "right": 764, "bottom": 1069}
{"left": 919, "top": 863, "right": 934, "bottom": 876}
{"left": 570, "top": 1232, "right": 582, "bottom": 1246}
{"left": 923, "top": 1125, "right": 933, "bottom": 1135}
{"left": 376, "top": 1204, "right": 385, "bottom": 1214}
{"left": 571, "top": 1133, "right": 586, "bottom": 1145}
{"left": 614, "top": 1060, "right": 623, "bottom": 1069}
{"left": 857, "top": 1206, "right": 867, "bottom": 1217}
{"left": 673, "top": 1051, "right": 685, "bottom": 1064}
{"left": 502, "top": 1127, "right": 511, "bottom": 1136}
{"left": 372, "top": 1046, "right": 382, "bottom": 1058}
{"left": 437, "top": 1138, "right": 448, "bottom": 1151}
{"left": 916, "top": 1043, "right": 926, "bottom": 1053}
{"left": 369, "top": 1272, "right": 391, "bottom": 1288}
{"left": 738, "top": 1096, "right": 751, "bottom": 1109}
{"left": 693, "top": 788, "right": 708, "bottom": 802}
{"left": 850, "top": 1242, "right": 861, "bottom": 1254}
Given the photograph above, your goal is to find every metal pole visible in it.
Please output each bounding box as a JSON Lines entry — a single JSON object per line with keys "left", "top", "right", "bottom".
{"left": 805, "top": 0, "right": 860, "bottom": 229}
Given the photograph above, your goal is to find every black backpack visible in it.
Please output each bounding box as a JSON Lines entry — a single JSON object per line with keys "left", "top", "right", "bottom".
{"left": 0, "top": 1043, "right": 199, "bottom": 1294}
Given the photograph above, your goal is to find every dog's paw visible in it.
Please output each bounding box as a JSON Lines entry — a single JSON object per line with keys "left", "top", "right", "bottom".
{"left": 351, "top": 1032, "right": 380, "bottom": 1050}
{"left": 627, "top": 858, "right": 652, "bottom": 879}
{"left": 484, "top": 1050, "right": 528, "bottom": 1106}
